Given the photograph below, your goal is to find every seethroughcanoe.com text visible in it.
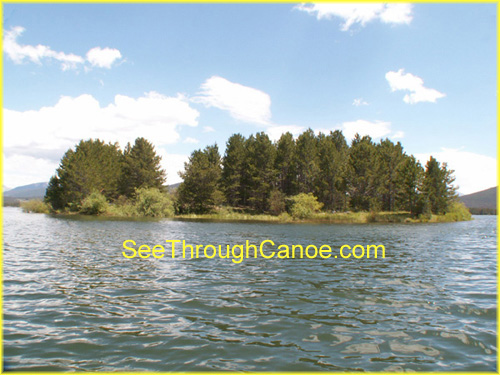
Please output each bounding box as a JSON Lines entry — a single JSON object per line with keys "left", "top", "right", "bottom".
{"left": 122, "top": 240, "right": 385, "bottom": 263}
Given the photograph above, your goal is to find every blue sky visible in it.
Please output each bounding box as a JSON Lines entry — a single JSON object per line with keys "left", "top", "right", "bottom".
{"left": 3, "top": 3, "right": 497, "bottom": 194}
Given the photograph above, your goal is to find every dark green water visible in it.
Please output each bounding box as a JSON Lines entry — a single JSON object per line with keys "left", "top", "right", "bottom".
{"left": 3, "top": 207, "right": 497, "bottom": 371}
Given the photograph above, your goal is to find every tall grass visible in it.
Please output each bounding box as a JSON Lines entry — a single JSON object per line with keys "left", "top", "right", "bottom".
{"left": 20, "top": 199, "right": 50, "bottom": 214}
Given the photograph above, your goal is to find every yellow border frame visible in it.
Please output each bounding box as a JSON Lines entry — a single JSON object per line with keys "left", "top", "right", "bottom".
{"left": 0, "top": 1, "right": 498, "bottom": 374}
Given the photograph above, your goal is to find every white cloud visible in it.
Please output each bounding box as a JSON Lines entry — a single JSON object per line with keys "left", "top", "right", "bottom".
{"left": 353, "top": 98, "right": 369, "bottom": 106}
{"left": 3, "top": 154, "right": 59, "bottom": 189}
{"left": 3, "top": 26, "right": 122, "bottom": 70}
{"left": 183, "top": 137, "right": 199, "bottom": 144}
{"left": 193, "top": 76, "right": 272, "bottom": 125}
{"left": 392, "top": 130, "right": 405, "bottom": 139}
{"left": 340, "top": 119, "right": 392, "bottom": 140}
{"left": 3, "top": 26, "right": 84, "bottom": 70}
{"left": 155, "top": 150, "right": 189, "bottom": 185}
{"left": 266, "top": 125, "right": 305, "bottom": 141}
{"left": 86, "top": 47, "right": 122, "bottom": 68}
{"left": 295, "top": 3, "right": 413, "bottom": 31}
{"left": 415, "top": 149, "right": 497, "bottom": 195}
{"left": 203, "top": 126, "right": 215, "bottom": 133}
{"left": 386, "top": 69, "right": 446, "bottom": 104}
{"left": 3, "top": 92, "right": 199, "bottom": 187}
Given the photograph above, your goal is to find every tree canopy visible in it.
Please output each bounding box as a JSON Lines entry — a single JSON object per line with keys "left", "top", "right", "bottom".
{"left": 178, "top": 129, "right": 458, "bottom": 216}
{"left": 45, "top": 138, "right": 166, "bottom": 211}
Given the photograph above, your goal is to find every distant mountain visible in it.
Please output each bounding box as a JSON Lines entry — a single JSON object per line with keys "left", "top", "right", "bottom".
{"left": 4, "top": 182, "right": 48, "bottom": 199}
{"left": 460, "top": 186, "right": 497, "bottom": 214}
{"left": 167, "top": 182, "right": 181, "bottom": 191}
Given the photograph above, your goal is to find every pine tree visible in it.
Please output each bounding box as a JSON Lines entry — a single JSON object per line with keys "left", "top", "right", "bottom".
{"left": 295, "top": 129, "right": 319, "bottom": 194}
{"left": 45, "top": 139, "right": 123, "bottom": 210}
{"left": 421, "top": 156, "right": 457, "bottom": 214}
{"left": 396, "top": 155, "right": 423, "bottom": 214}
{"left": 275, "top": 132, "right": 297, "bottom": 196}
{"left": 121, "top": 137, "right": 166, "bottom": 197}
{"left": 347, "top": 134, "right": 377, "bottom": 211}
{"left": 374, "top": 139, "right": 404, "bottom": 211}
{"left": 177, "top": 144, "right": 222, "bottom": 213}
{"left": 245, "top": 132, "right": 277, "bottom": 212}
{"left": 222, "top": 134, "right": 247, "bottom": 206}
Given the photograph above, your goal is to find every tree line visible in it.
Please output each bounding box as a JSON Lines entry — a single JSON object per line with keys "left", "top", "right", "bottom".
{"left": 178, "top": 129, "right": 457, "bottom": 216}
{"left": 45, "top": 137, "right": 166, "bottom": 212}
{"left": 44, "top": 130, "right": 458, "bottom": 218}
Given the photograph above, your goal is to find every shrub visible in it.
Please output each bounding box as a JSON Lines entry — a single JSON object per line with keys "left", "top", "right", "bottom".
{"left": 289, "top": 193, "right": 323, "bottom": 219}
{"left": 443, "top": 201, "right": 472, "bottom": 222}
{"left": 268, "top": 189, "right": 286, "bottom": 215}
{"left": 20, "top": 199, "right": 51, "bottom": 214}
{"left": 134, "top": 187, "right": 174, "bottom": 218}
{"left": 80, "top": 191, "right": 108, "bottom": 215}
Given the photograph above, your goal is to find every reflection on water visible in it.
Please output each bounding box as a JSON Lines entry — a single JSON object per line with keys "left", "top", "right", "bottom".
{"left": 3, "top": 207, "right": 497, "bottom": 371}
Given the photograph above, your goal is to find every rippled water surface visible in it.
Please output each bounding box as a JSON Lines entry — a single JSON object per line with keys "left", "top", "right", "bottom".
{"left": 3, "top": 207, "right": 497, "bottom": 371}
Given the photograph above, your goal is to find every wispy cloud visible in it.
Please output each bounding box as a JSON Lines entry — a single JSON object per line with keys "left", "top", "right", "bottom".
{"left": 386, "top": 69, "right": 445, "bottom": 104}
{"left": 353, "top": 98, "right": 369, "bottom": 106}
{"left": 341, "top": 119, "right": 392, "bottom": 140}
{"left": 192, "top": 76, "right": 272, "bottom": 125}
{"left": 295, "top": 3, "right": 413, "bottom": 31}
{"left": 3, "top": 26, "right": 123, "bottom": 70}
{"left": 183, "top": 137, "right": 199, "bottom": 144}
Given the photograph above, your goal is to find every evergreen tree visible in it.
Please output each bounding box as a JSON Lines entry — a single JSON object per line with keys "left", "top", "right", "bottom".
{"left": 295, "top": 129, "right": 319, "bottom": 194}
{"left": 120, "top": 137, "right": 166, "bottom": 197}
{"left": 316, "top": 132, "right": 337, "bottom": 210}
{"left": 330, "top": 130, "right": 349, "bottom": 211}
{"left": 177, "top": 144, "right": 222, "bottom": 213}
{"left": 374, "top": 139, "right": 404, "bottom": 211}
{"left": 396, "top": 155, "right": 423, "bottom": 214}
{"left": 222, "top": 134, "right": 247, "bottom": 206}
{"left": 245, "top": 132, "right": 277, "bottom": 212}
{"left": 347, "top": 134, "right": 377, "bottom": 211}
{"left": 45, "top": 139, "right": 123, "bottom": 210}
{"left": 421, "top": 156, "right": 457, "bottom": 214}
{"left": 275, "top": 132, "right": 297, "bottom": 196}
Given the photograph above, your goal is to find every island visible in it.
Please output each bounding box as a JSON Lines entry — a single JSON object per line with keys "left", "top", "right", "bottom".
{"left": 21, "top": 130, "right": 471, "bottom": 223}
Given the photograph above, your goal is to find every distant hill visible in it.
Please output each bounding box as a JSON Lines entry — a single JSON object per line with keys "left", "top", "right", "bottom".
{"left": 167, "top": 182, "right": 181, "bottom": 191}
{"left": 460, "top": 186, "right": 497, "bottom": 214}
{"left": 4, "top": 182, "right": 48, "bottom": 199}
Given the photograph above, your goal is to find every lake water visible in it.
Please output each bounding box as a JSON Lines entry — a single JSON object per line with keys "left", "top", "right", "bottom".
{"left": 3, "top": 207, "right": 497, "bottom": 371}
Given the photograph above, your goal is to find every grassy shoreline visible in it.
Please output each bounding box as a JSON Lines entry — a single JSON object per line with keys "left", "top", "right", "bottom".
{"left": 175, "top": 210, "right": 472, "bottom": 224}
{"left": 18, "top": 199, "right": 472, "bottom": 224}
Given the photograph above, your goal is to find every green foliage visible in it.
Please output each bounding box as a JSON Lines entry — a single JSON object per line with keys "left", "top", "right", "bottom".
{"left": 80, "top": 191, "right": 108, "bottom": 215}
{"left": 134, "top": 187, "right": 174, "bottom": 217}
{"left": 42, "top": 131, "right": 461, "bottom": 221}
{"left": 177, "top": 145, "right": 223, "bottom": 213}
{"left": 245, "top": 132, "right": 277, "bottom": 211}
{"left": 120, "top": 137, "right": 166, "bottom": 197}
{"left": 45, "top": 139, "right": 123, "bottom": 209}
{"left": 348, "top": 134, "right": 377, "bottom": 211}
{"left": 421, "top": 156, "right": 457, "bottom": 214}
{"left": 289, "top": 193, "right": 324, "bottom": 219}
{"left": 295, "top": 129, "right": 320, "bottom": 194}
{"left": 45, "top": 137, "right": 166, "bottom": 212}
{"left": 268, "top": 189, "right": 286, "bottom": 215}
{"left": 374, "top": 139, "right": 404, "bottom": 211}
{"left": 20, "top": 199, "right": 51, "bottom": 214}
{"left": 275, "top": 132, "right": 297, "bottom": 196}
{"left": 222, "top": 134, "right": 247, "bottom": 206}
{"left": 441, "top": 201, "right": 472, "bottom": 222}
{"left": 396, "top": 155, "right": 423, "bottom": 214}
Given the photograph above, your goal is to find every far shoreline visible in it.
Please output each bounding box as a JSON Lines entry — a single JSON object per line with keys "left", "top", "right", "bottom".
{"left": 14, "top": 204, "right": 472, "bottom": 224}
